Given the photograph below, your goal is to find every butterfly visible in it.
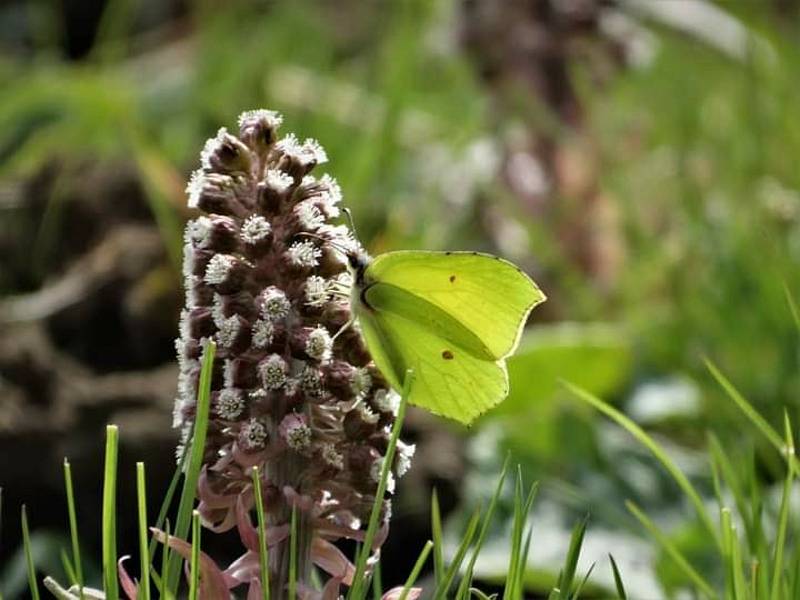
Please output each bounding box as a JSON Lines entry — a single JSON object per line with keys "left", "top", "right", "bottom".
{"left": 345, "top": 248, "right": 545, "bottom": 425}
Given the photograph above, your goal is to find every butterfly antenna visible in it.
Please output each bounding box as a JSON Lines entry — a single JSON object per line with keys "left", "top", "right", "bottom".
{"left": 343, "top": 208, "right": 359, "bottom": 239}
{"left": 295, "top": 232, "right": 349, "bottom": 256}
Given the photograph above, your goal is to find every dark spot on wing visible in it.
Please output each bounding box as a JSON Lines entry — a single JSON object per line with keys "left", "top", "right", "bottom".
{"left": 449, "top": 275, "right": 456, "bottom": 283}
{"left": 442, "top": 350, "right": 454, "bottom": 360}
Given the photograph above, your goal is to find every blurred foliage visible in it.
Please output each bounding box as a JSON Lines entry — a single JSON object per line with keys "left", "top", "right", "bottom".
{"left": 3, "top": 0, "right": 800, "bottom": 597}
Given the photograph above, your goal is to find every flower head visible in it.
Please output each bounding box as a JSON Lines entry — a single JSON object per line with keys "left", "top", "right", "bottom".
{"left": 173, "top": 108, "right": 412, "bottom": 597}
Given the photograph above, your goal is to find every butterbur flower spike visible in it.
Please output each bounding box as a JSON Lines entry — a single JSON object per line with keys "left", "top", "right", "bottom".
{"left": 174, "top": 108, "right": 411, "bottom": 598}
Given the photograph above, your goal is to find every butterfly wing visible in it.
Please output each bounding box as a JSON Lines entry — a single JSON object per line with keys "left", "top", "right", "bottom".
{"left": 356, "top": 300, "right": 508, "bottom": 424}
{"left": 365, "top": 251, "right": 545, "bottom": 359}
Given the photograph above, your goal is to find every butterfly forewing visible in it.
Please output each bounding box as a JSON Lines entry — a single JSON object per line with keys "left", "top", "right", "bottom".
{"left": 357, "top": 306, "right": 507, "bottom": 424}
{"left": 365, "top": 251, "right": 545, "bottom": 359}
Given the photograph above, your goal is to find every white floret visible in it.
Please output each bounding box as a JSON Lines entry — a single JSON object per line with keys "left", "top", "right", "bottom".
{"left": 238, "top": 109, "right": 283, "bottom": 129}
{"left": 200, "top": 127, "right": 229, "bottom": 169}
{"left": 204, "top": 254, "right": 236, "bottom": 285}
{"left": 286, "top": 240, "right": 322, "bottom": 268}
{"left": 217, "top": 388, "right": 245, "bottom": 420}
{"left": 305, "top": 326, "right": 333, "bottom": 362}
{"left": 251, "top": 319, "right": 274, "bottom": 348}
{"left": 241, "top": 215, "right": 272, "bottom": 244}
{"left": 259, "top": 354, "right": 287, "bottom": 389}
{"left": 264, "top": 169, "right": 294, "bottom": 193}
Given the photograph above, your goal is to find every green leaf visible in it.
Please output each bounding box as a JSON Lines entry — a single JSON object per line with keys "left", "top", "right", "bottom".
{"left": 500, "top": 324, "right": 631, "bottom": 418}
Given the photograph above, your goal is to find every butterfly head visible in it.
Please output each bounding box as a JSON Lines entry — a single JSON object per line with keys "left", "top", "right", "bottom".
{"left": 347, "top": 249, "right": 371, "bottom": 287}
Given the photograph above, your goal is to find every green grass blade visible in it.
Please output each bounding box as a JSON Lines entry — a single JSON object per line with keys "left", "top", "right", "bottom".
{"left": 504, "top": 471, "right": 526, "bottom": 600}
{"left": 705, "top": 360, "right": 800, "bottom": 472}
{"left": 626, "top": 501, "right": 717, "bottom": 599}
{"left": 783, "top": 282, "right": 800, "bottom": 332}
{"left": 514, "top": 484, "right": 538, "bottom": 598}
{"left": 790, "top": 542, "right": 800, "bottom": 600}
{"left": 188, "top": 510, "right": 200, "bottom": 600}
{"left": 158, "top": 520, "right": 171, "bottom": 600}
{"left": 164, "top": 340, "right": 216, "bottom": 594}
{"left": 348, "top": 370, "right": 414, "bottom": 600}
{"left": 745, "top": 453, "right": 766, "bottom": 562}
{"left": 149, "top": 569, "right": 163, "bottom": 597}
{"left": 517, "top": 527, "right": 534, "bottom": 600}
{"left": 750, "top": 560, "right": 760, "bottom": 600}
{"left": 707, "top": 434, "right": 754, "bottom": 548}
{"left": 434, "top": 507, "right": 481, "bottom": 600}
{"left": 769, "top": 413, "right": 795, "bottom": 600}
{"left": 136, "top": 462, "right": 151, "bottom": 600}
{"left": 251, "top": 466, "right": 270, "bottom": 600}
{"left": 63, "top": 459, "right": 84, "bottom": 598}
{"left": 148, "top": 451, "right": 189, "bottom": 563}
{"left": 608, "top": 554, "right": 627, "bottom": 600}
{"left": 719, "top": 508, "right": 736, "bottom": 600}
{"left": 59, "top": 548, "right": 77, "bottom": 586}
{"left": 721, "top": 508, "right": 746, "bottom": 600}
{"left": 571, "top": 562, "right": 596, "bottom": 599}
{"left": 21, "top": 505, "right": 41, "bottom": 600}
{"left": 372, "top": 561, "right": 382, "bottom": 600}
{"left": 431, "top": 488, "right": 444, "bottom": 587}
{"left": 456, "top": 457, "right": 511, "bottom": 599}
{"left": 566, "top": 382, "right": 720, "bottom": 548}
{"left": 289, "top": 504, "right": 298, "bottom": 600}
{"left": 399, "top": 541, "right": 432, "bottom": 600}
{"left": 557, "top": 515, "right": 589, "bottom": 599}
{"left": 102, "top": 424, "right": 120, "bottom": 600}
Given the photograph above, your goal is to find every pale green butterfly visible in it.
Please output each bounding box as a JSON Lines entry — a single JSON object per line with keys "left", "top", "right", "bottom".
{"left": 339, "top": 235, "right": 546, "bottom": 425}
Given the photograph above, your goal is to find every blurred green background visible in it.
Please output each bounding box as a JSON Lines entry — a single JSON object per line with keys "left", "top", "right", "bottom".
{"left": 1, "top": 0, "right": 799, "bottom": 597}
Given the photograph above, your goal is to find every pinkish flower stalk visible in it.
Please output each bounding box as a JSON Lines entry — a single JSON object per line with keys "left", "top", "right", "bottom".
{"left": 173, "top": 109, "right": 415, "bottom": 598}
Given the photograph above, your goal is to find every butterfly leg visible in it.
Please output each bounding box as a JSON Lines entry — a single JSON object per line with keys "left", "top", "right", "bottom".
{"left": 331, "top": 316, "right": 354, "bottom": 342}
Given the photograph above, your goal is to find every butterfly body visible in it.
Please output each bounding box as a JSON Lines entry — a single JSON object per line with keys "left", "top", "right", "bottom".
{"left": 347, "top": 250, "right": 545, "bottom": 425}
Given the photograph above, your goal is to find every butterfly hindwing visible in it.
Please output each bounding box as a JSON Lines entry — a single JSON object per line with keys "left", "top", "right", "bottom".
{"left": 363, "top": 282, "right": 494, "bottom": 360}
{"left": 357, "top": 304, "right": 507, "bottom": 424}
{"left": 365, "top": 251, "right": 545, "bottom": 359}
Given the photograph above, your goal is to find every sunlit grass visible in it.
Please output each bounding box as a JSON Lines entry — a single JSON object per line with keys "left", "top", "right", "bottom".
{"left": 568, "top": 358, "right": 800, "bottom": 599}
